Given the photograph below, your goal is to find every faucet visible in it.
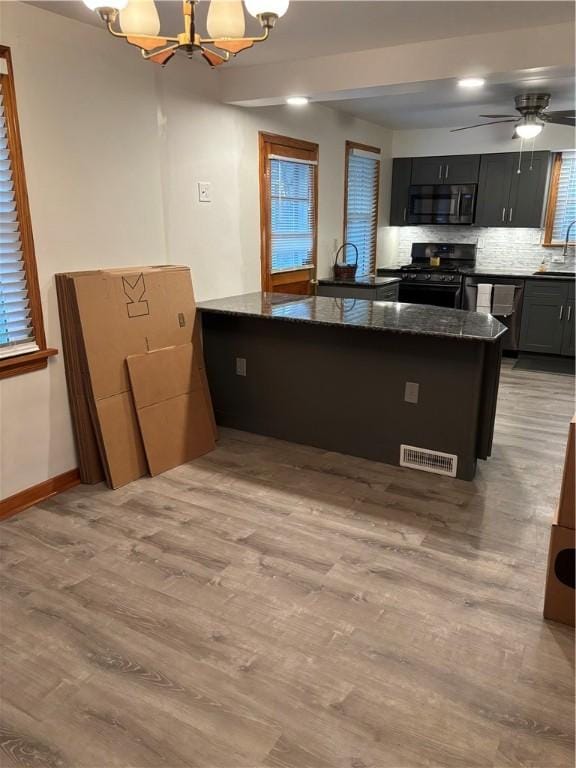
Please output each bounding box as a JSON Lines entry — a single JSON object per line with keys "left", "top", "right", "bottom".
{"left": 563, "top": 219, "right": 576, "bottom": 261}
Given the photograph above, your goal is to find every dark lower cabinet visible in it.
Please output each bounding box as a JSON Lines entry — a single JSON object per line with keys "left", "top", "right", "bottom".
{"left": 520, "top": 281, "right": 575, "bottom": 356}
{"left": 317, "top": 283, "right": 399, "bottom": 301}
{"left": 562, "top": 300, "right": 575, "bottom": 357}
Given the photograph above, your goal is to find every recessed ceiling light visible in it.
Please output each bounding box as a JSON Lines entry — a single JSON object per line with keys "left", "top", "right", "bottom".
{"left": 286, "top": 96, "right": 309, "bottom": 106}
{"left": 458, "top": 78, "right": 486, "bottom": 88}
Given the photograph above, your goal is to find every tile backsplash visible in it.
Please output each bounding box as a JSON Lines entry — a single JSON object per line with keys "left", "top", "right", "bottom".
{"left": 382, "top": 227, "right": 575, "bottom": 272}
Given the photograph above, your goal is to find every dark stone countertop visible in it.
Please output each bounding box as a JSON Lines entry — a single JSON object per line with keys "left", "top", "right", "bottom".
{"left": 377, "top": 266, "right": 575, "bottom": 281}
{"left": 317, "top": 276, "right": 400, "bottom": 288}
{"left": 198, "top": 292, "right": 507, "bottom": 343}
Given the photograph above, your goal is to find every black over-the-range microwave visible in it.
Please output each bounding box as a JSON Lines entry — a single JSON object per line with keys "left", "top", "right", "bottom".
{"left": 406, "top": 184, "right": 476, "bottom": 225}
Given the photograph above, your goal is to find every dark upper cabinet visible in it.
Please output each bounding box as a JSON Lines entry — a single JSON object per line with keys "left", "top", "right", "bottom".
{"left": 475, "top": 153, "right": 516, "bottom": 227}
{"left": 411, "top": 155, "right": 480, "bottom": 185}
{"left": 520, "top": 281, "right": 575, "bottom": 356}
{"left": 507, "top": 152, "right": 550, "bottom": 228}
{"left": 475, "top": 151, "right": 550, "bottom": 228}
{"left": 389, "top": 158, "right": 412, "bottom": 225}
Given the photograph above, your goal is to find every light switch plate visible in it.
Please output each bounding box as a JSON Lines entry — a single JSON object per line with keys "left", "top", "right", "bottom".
{"left": 198, "top": 182, "right": 211, "bottom": 203}
{"left": 236, "top": 357, "right": 247, "bottom": 376}
{"left": 404, "top": 381, "right": 419, "bottom": 404}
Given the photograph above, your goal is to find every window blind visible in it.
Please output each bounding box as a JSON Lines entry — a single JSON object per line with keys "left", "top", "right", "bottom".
{"left": 270, "top": 156, "right": 316, "bottom": 274}
{"left": 0, "top": 75, "right": 38, "bottom": 359}
{"left": 552, "top": 151, "right": 576, "bottom": 244}
{"left": 344, "top": 147, "right": 380, "bottom": 276}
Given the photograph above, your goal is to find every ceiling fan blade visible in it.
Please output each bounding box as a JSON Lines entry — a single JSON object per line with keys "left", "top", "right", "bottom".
{"left": 541, "top": 111, "right": 575, "bottom": 127}
{"left": 450, "top": 120, "right": 518, "bottom": 132}
{"left": 479, "top": 114, "right": 517, "bottom": 118}
{"left": 545, "top": 110, "right": 576, "bottom": 118}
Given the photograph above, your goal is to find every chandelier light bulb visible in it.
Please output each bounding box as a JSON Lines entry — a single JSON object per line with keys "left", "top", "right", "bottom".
{"left": 207, "top": 0, "right": 246, "bottom": 39}
{"left": 244, "top": 0, "right": 289, "bottom": 19}
{"left": 119, "top": 0, "right": 161, "bottom": 35}
{"left": 83, "top": 0, "right": 128, "bottom": 10}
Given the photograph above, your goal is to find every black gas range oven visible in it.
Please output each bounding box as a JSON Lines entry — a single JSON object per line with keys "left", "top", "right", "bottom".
{"left": 377, "top": 242, "right": 476, "bottom": 309}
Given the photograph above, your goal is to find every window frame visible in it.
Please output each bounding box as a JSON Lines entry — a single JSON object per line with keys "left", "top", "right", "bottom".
{"left": 343, "top": 140, "right": 381, "bottom": 276}
{"left": 543, "top": 151, "right": 575, "bottom": 247}
{"left": 259, "top": 132, "right": 319, "bottom": 293}
{"left": 0, "top": 46, "right": 55, "bottom": 380}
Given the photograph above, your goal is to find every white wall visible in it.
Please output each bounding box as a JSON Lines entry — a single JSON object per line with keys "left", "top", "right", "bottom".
{"left": 0, "top": 1, "right": 391, "bottom": 498}
{"left": 392, "top": 123, "right": 575, "bottom": 157}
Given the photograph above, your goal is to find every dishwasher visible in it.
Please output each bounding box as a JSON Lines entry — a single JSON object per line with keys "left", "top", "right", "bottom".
{"left": 463, "top": 277, "right": 525, "bottom": 352}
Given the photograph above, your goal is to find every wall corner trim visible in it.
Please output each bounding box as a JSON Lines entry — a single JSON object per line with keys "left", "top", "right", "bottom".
{"left": 0, "top": 469, "right": 80, "bottom": 521}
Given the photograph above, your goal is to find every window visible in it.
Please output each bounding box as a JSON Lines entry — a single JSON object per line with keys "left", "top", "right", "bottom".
{"left": 259, "top": 133, "right": 318, "bottom": 295}
{"left": 0, "top": 47, "right": 53, "bottom": 379}
{"left": 544, "top": 151, "right": 576, "bottom": 246}
{"left": 343, "top": 141, "right": 381, "bottom": 276}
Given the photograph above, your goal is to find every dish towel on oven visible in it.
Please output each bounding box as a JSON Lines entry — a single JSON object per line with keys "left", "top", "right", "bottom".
{"left": 492, "top": 284, "right": 515, "bottom": 316}
{"left": 476, "top": 283, "right": 493, "bottom": 314}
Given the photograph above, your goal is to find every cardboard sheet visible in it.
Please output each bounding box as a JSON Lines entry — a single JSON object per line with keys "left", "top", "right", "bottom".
{"left": 127, "top": 343, "right": 216, "bottom": 476}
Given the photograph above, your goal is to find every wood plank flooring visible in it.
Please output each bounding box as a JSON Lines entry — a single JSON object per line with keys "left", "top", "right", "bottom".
{"left": 1, "top": 359, "right": 574, "bottom": 768}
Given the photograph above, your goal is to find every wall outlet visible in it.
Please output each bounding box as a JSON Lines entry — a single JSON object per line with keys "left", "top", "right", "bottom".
{"left": 198, "top": 182, "right": 211, "bottom": 203}
{"left": 404, "top": 381, "right": 419, "bottom": 404}
{"left": 477, "top": 237, "right": 485, "bottom": 249}
{"left": 235, "top": 357, "right": 247, "bottom": 376}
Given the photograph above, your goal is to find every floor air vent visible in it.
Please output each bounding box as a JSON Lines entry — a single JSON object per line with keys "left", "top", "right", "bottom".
{"left": 400, "top": 445, "right": 458, "bottom": 478}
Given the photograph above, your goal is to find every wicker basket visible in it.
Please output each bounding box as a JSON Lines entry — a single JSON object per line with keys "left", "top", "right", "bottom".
{"left": 333, "top": 242, "right": 359, "bottom": 280}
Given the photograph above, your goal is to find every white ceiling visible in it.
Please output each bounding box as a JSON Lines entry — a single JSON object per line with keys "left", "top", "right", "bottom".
{"left": 29, "top": 1, "right": 576, "bottom": 67}
{"left": 326, "top": 70, "right": 576, "bottom": 129}
{"left": 28, "top": 0, "right": 576, "bottom": 130}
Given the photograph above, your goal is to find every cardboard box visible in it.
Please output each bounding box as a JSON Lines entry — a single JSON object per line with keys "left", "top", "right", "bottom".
{"left": 56, "top": 266, "right": 210, "bottom": 489}
{"left": 556, "top": 417, "right": 575, "bottom": 530}
{"left": 127, "top": 343, "right": 216, "bottom": 476}
{"left": 543, "top": 523, "right": 575, "bottom": 627}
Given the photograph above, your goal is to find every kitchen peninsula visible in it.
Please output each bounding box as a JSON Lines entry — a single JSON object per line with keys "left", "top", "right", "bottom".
{"left": 198, "top": 293, "right": 507, "bottom": 480}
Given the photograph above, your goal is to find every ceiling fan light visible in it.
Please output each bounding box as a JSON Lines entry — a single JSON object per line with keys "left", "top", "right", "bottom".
{"left": 244, "top": 0, "right": 289, "bottom": 19}
{"left": 119, "top": 0, "right": 160, "bottom": 35}
{"left": 207, "top": 0, "right": 246, "bottom": 39}
{"left": 515, "top": 121, "right": 544, "bottom": 139}
{"left": 83, "top": 0, "right": 128, "bottom": 10}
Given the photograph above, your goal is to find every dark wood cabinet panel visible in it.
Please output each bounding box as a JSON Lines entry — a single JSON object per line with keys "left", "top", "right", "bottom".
{"left": 507, "top": 151, "right": 550, "bottom": 228}
{"left": 411, "top": 156, "right": 445, "bottom": 185}
{"left": 389, "top": 158, "right": 412, "bottom": 225}
{"left": 411, "top": 155, "right": 479, "bottom": 185}
{"left": 562, "top": 300, "right": 575, "bottom": 357}
{"left": 441, "top": 155, "right": 481, "bottom": 184}
{"left": 520, "top": 282, "right": 573, "bottom": 356}
{"left": 475, "top": 154, "right": 515, "bottom": 227}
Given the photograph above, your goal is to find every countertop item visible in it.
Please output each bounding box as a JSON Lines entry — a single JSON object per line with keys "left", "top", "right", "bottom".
{"left": 317, "top": 276, "right": 400, "bottom": 288}
{"left": 198, "top": 292, "right": 507, "bottom": 343}
{"left": 378, "top": 265, "right": 576, "bottom": 280}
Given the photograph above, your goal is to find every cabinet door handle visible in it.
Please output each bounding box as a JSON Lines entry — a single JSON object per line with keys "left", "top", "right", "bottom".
{"left": 509, "top": 207, "right": 513, "bottom": 223}
{"left": 403, "top": 207, "right": 407, "bottom": 222}
{"left": 559, "top": 305, "right": 564, "bottom": 321}
{"left": 501, "top": 207, "right": 506, "bottom": 222}
{"left": 445, "top": 165, "right": 449, "bottom": 180}
{"left": 568, "top": 306, "right": 572, "bottom": 322}
{"left": 438, "top": 165, "right": 443, "bottom": 180}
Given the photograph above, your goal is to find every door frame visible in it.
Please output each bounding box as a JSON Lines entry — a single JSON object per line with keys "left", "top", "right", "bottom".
{"left": 258, "top": 132, "right": 319, "bottom": 294}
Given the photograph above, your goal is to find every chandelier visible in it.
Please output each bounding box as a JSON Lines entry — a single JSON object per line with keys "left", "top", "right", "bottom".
{"left": 83, "top": 0, "right": 290, "bottom": 67}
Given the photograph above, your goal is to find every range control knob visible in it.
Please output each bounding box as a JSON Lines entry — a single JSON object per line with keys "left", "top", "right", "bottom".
{"left": 424, "top": 273, "right": 431, "bottom": 281}
{"left": 439, "top": 274, "right": 446, "bottom": 281}
{"left": 447, "top": 275, "right": 455, "bottom": 282}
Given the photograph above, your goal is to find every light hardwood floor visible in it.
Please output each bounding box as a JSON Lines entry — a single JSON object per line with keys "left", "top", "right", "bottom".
{"left": 1, "top": 359, "right": 574, "bottom": 768}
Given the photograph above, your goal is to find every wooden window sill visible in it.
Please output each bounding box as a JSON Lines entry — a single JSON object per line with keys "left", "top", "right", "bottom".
{"left": 0, "top": 347, "right": 58, "bottom": 380}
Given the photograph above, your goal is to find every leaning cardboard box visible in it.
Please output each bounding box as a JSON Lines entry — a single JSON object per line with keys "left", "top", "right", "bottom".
{"left": 543, "top": 416, "right": 575, "bottom": 627}
{"left": 57, "top": 266, "right": 216, "bottom": 489}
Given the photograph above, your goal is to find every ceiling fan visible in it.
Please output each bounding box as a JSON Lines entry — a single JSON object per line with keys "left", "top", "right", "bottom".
{"left": 451, "top": 93, "right": 575, "bottom": 138}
